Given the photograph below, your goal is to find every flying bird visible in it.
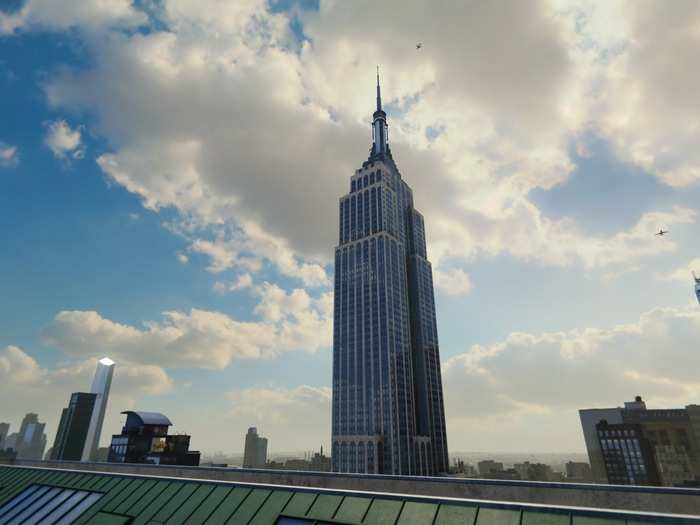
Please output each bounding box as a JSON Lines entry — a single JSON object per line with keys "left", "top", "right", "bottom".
{"left": 656, "top": 228, "right": 668, "bottom": 236}
{"left": 416, "top": 43, "right": 422, "bottom": 50}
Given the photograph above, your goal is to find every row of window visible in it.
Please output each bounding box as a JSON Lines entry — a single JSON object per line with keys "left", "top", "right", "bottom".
{"left": 351, "top": 170, "right": 382, "bottom": 193}
{"left": 340, "top": 186, "right": 393, "bottom": 244}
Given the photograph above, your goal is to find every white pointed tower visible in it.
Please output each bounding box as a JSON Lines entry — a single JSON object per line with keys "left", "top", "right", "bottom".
{"left": 81, "top": 357, "right": 114, "bottom": 461}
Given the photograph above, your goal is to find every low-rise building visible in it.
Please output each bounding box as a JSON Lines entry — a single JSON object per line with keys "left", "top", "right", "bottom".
{"left": 513, "top": 461, "right": 554, "bottom": 482}
{"left": 580, "top": 396, "right": 700, "bottom": 486}
{"left": 565, "top": 461, "right": 592, "bottom": 482}
{"left": 477, "top": 460, "right": 504, "bottom": 477}
{"left": 107, "top": 411, "right": 200, "bottom": 466}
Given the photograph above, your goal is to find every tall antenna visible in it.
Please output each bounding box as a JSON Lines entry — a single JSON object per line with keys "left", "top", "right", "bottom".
{"left": 376, "top": 65, "right": 382, "bottom": 112}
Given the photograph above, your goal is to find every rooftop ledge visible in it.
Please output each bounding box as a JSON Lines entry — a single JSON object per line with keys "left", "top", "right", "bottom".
{"left": 2, "top": 459, "right": 699, "bottom": 519}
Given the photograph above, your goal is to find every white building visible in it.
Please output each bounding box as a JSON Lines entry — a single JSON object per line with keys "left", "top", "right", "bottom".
{"left": 81, "top": 357, "right": 115, "bottom": 461}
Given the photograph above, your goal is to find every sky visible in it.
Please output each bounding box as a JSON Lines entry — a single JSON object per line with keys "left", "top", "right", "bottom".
{"left": 1, "top": 0, "right": 700, "bottom": 457}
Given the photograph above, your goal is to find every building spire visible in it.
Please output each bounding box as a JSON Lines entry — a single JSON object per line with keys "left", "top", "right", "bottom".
{"left": 376, "top": 65, "right": 382, "bottom": 112}
{"left": 371, "top": 66, "right": 388, "bottom": 157}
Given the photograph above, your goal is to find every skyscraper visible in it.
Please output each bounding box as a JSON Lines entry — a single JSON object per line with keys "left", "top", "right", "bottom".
{"left": 15, "top": 413, "right": 47, "bottom": 460}
{"left": 51, "top": 392, "right": 97, "bottom": 461}
{"left": 331, "top": 71, "right": 449, "bottom": 475}
{"left": 243, "top": 427, "right": 268, "bottom": 468}
{"left": 82, "top": 357, "right": 115, "bottom": 461}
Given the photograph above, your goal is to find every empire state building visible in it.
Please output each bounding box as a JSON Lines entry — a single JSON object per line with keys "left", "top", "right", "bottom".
{"left": 332, "top": 72, "right": 449, "bottom": 475}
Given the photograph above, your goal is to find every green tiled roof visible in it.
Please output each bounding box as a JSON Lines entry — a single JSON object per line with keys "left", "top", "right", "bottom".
{"left": 0, "top": 466, "right": 692, "bottom": 525}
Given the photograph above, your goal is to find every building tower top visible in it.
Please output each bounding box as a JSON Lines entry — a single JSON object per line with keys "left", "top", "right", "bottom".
{"left": 376, "top": 66, "right": 383, "bottom": 113}
{"left": 371, "top": 67, "right": 389, "bottom": 158}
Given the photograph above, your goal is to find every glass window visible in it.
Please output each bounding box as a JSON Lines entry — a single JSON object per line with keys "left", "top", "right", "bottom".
{"left": 0, "top": 485, "right": 102, "bottom": 525}
{"left": 151, "top": 436, "right": 167, "bottom": 452}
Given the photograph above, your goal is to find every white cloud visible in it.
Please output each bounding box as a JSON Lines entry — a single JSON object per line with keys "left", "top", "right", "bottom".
{"left": 177, "top": 252, "right": 189, "bottom": 264}
{"left": 228, "top": 384, "right": 331, "bottom": 452}
{"left": 434, "top": 268, "right": 472, "bottom": 296}
{"left": 565, "top": 0, "right": 700, "bottom": 187}
{"left": 189, "top": 230, "right": 328, "bottom": 287}
{"left": 0, "top": 142, "right": 18, "bottom": 167}
{"left": 45, "top": 120, "right": 85, "bottom": 160}
{"left": 659, "top": 258, "right": 700, "bottom": 283}
{"left": 0, "top": 345, "right": 172, "bottom": 449}
{"left": 42, "top": 285, "right": 332, "bottom": 370}
{"left": 441, "top": 305, "right": 700, "bottom": 450}
{"left": 213, "top": 272, "right": 253, "bottom": 293}
{"left": 33, "top": 0, "right": 696, "bottom": 290}
{"left": 0, "top": 0, "right": 146, "bottom": 34}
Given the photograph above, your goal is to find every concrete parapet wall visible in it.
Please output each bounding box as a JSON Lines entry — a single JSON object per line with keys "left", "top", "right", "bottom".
{"left": 8, "top": 459, "right": 700, "bottom": 516}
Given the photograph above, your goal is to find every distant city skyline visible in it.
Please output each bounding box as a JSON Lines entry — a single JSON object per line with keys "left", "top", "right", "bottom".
{"left": 1, "top": 1, "right": 700, "bottom": 455}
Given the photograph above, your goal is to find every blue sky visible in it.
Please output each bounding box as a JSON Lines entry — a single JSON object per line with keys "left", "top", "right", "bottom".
{"left": 1, "top": 0, "right": 700, "bottom": 456}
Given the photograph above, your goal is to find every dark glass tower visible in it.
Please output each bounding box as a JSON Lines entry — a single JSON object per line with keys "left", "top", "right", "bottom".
{"left": 332, "top": 72, "right": 449, "bottom": 475}
{"left": 51, "top": 392, "right": 97, "bottom": 461}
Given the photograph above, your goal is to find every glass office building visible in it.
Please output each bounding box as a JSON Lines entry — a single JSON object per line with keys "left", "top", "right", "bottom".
{"left": 332, "top": 73, "right": 448, "bottom": 475}
{"left": 51, "top": 392, "right": 97, "bottom": 461}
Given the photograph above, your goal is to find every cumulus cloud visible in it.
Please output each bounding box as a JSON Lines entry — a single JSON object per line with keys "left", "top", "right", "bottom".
{"left": 434, "top": 268, "right": 472, "bottom": 296}
{"left": 578, "top": 0, "right": 700, "bottom": 187}
{"left": 45, "top": 120, "right": 85, "bottom": 160}
{"left": 188, "top": 229, "right": 328, "bottom": 287}
{"left": 659, "top": 258, "right": 700, "bottom": 283}
{"left": 0, "top": 142, "right": 18, "bottom": 167}
{"left": 442, "top": 305, "right": 700, "bottom": 445}
{"left": 0, "top": 345, "right": 172, "bottom": 448}
{"left": 228, "top": 384, "right": 331, "bottom": 451}
{"left": 31, "top": 0, "right": 695, "bottom": 291}
{"left": 41, "top": 285, "right": 332, "bottom": 369}
{"left": 213, "top": 272, "right": 253, "bottom": 293}
{"left": 0, "top": 0, "right": 146, "bottom": 34}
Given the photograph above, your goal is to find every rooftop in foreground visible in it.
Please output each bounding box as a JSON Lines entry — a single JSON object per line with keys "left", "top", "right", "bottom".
{"left": 0, "top": 464, "right": 698, "bottom": 524}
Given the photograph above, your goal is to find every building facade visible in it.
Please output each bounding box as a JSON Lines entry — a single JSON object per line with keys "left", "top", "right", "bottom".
{"left": 580, "top": 396, "right": 700, "bottom": 486}
{"left": 243, "top": 427, "right": 268, "bottom": 468}
{"left": 108, "top": 411, "right": 200, "bottom": 466}
{"left": 514, "top": 462, "right": 555, "bottom": 482}
{"left": 51, "top": 392, "right": 97, "bottom": 461}
{"left": 82, "top": 357, "right": 114, "bottom": 461}
{"left": 331, "top": 72, "right": 449, "bottom": 476}
{"left": 0, "top": 423, "right": 8, "bottom": 450}
{"left": 14, "top": 413, "right": 47, "bottom": 460}
{"left": 596, "top": 421, "right": 660, "bottom": 486}
{"left": 565, "top": 461, "right": 593, "bottom": 482}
